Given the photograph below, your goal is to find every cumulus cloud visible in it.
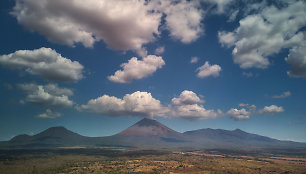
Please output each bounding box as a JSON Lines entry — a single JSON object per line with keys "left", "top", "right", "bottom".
{"left": 259, "top": 105, "right": 284, "bottom": 114}
{"left": 218, "top": 31, "right": 236, "bottom": 48}
{"left": 0, "top": 47, "right": 83, "bottom": 82}
{"left": 172, "top": 90, "right": 203, "bottom": 105}
{"left": 171, "top": 104, "right": 222, "bottom": 120}
{"left": 108, "top": 55, "right": 165, "bottom": 83}
{"left": 11, "top": 0, "right": 204, "bottom": 54}
{"left": 227, "top": 108, "right": 250, "bottom": 120}
{"left": 228, "top": 103, "right": 283, "bottom": 120}
{"left": 37, "top": 109, "right": 61, "bottom": 119}
{"left": 286, "top": 46, "right": 306, "bottom": 78}
{"left": 239, "top": 103, "right": 256, "bottom": 111}
{"left": 196, "top": 61, "right": 221, "bottom": 78}
{"left": 171, "top": 90, "right": 222, "bottom": 120}
{"left": 79, "top": 90, "right": 222, "bottom": 120}
{"left": 155, "top": 46, "right": 165, "bottom": 55}
{"left": 79, "top": 91, "right": 169, "bottom": 117}
{"left": 228, "top": 103, "right": 256, "bottom": 120}
{"left": 272, "top": 91, "right": 291, "bottom": 99}
{"left": 190, "top": 57, "right": 200, "bottom": 64}
{"left": 19, "top": 83, "right": 73, "bottom": 108}
{"left": 11, "top": 0, "right": 161, "bottom": 54}
{"left": 153, "top": 0, "right": 204, "bottom": 43}
{"left": 218, "top": 1, "right": 306, "bottom": 70}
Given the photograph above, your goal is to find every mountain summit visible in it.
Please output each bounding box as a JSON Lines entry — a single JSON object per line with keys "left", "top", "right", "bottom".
{"left": 117, "top": 118, "right": 181, "bottom": 137}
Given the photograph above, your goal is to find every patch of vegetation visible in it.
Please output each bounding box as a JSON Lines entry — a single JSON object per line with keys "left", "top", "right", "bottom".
{"left": 1, "top": 148, "right": 306, "bottom": 173}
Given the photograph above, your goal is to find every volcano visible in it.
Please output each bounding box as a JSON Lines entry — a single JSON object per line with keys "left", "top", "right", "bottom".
{"left": 1, "top": 118, "right": 305, "bottom": 150}
{"left": 5, "top": 126, "right": 89, "bottom": 148}
{"left": 99, "top": 118, "right": 188, "bottom": 148}
{"left": 117, "top": 118, "right": 181, "bottom": 137}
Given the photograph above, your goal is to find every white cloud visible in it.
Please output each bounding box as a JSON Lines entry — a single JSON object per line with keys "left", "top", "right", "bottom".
{"left": 171, "top": 90, "right": 222, "bottom": 120}
{"left": 218, "top": 31, "right": 236, "bottom": 48}
{"left": 156, "top": 0, "right": 204, "bottom": 43}
{"left": 286, "top": 46, "right": 306, "bottom": 78}
{"left": 190, "top": 57, "right": 200, "bottom": 64}
{"left": 108, "top": 55, "right": 165, "bottom": 83}
{"left": 260, "top": 105, "right": 284, "bottom": 114}
{"left": 19, "top": 83, "right": 73, "bottom": 108}
{"left": 11, "top": 0, "right": 161, "bottom": 54}
{"left": 196, "top": 61, "right": 221, "bottom": 78}
{"left": 11, "top": 0, "right": 204, "bottom": 54}
{"left": 272, "top": 91, "right": 291, "bottom": 99}
{"left": 155, "top": 46, "right": 165, "bottom": 55}
{"left": 228, "top": 103, "right": 256, "bottom": 120}
{"left": 238, "top": 103, "right": 249, "bottom": 107}
{"left": 171, "top": 104, "right": 222, "bottom": 120}
{"left": 79, "top": 91, "right": 169, "bottom": 117}
{"left": 218, "top": 1, "right": 306, "bottom": 70}
{"left": 172, "top": 90, "right": 203, "bottom": 105}
{"left": 79, "top": 90, "right": 222, "bottom": 120}
{"left": 238, "top": 103, "right": 256, "bottom": 111}
{"left": 37, "top": 109, "right": 61, "bottom": 119}
{"left": 227, "top": 9, "right": 239, "bottom": 22}
{"left": 0, "top": 47, "right": 83, "bottom": 82}
{"left": 227, "top": 108, "right": 250, "bottom": 120}
{"left": 228, "top": 103, "right": 284, "bottom": 120}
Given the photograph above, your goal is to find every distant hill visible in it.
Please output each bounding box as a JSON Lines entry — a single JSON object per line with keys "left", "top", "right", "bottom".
{"left": 1, "top": 118, "right": 305, "bottom": 150}
{"left": 4, "top": 126, "right": 89, "bottom": 148}
{"left": 183, "top": 128, "right": 303, "bottom": 149}
{"left": 93, "top": 118, "right": 188, "bottom": 148}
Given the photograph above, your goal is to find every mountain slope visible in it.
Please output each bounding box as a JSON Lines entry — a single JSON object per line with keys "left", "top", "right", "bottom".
{"left": 1, "top": 118, "right": 305, "bottom": 150}
{"left": 98, "top": 118, "right": 188, "bottom": 148}
{"left": 117, "top": 118, "right": 181, "bottom": 137}
{"left": 184, "top": 128, "right": 304, "bottom": 149}
{"left": 6, "top": 126, "right": 89, "bottom": 148}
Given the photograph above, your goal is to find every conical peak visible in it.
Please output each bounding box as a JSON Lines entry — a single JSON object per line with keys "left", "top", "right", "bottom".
{"left": 135, "top": 118, "right": 161, "bottom": 127}
{"left": 117, "top": 117, "right": 181, "bottom": 137}
{"left": 36, "top": 126, "right": 79, "bottom": 137}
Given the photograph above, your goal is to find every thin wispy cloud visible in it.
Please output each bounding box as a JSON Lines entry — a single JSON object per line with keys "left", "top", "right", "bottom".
{"left": 272, "top": 91, "right": 291, "bottom": 99}
{"left": 37, "top": 109, "right": 61, "bottom": 119}
{"left": 190, "top": 57, "right": 199, "bottom": 64}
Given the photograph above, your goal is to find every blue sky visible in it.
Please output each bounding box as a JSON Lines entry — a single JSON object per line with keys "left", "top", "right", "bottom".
{"left": 0, "top": 0, "right": 306, "bottom": 142}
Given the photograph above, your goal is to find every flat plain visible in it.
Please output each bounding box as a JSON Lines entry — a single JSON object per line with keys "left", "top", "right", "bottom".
{"left": 1, "top": 148, "right": 306, "bottom": 174}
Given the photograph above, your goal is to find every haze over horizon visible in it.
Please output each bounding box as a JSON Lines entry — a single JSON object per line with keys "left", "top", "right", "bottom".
{"left": 0, "top": 0, "right": 305, "bottom": 142}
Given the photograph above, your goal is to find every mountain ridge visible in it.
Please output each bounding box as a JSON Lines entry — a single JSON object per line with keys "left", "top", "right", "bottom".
{"left": 1, "top": 118, "right": 305, "bottom": 150}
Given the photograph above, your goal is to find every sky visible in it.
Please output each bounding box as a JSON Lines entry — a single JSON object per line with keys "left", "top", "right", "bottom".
{"left": 0, "top": 0, "right": 306, "bottom": 142}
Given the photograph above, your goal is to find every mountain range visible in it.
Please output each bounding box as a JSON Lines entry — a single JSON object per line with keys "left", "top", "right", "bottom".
{"left": 1, "top": 118, "right": 305, "bottom": 150}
